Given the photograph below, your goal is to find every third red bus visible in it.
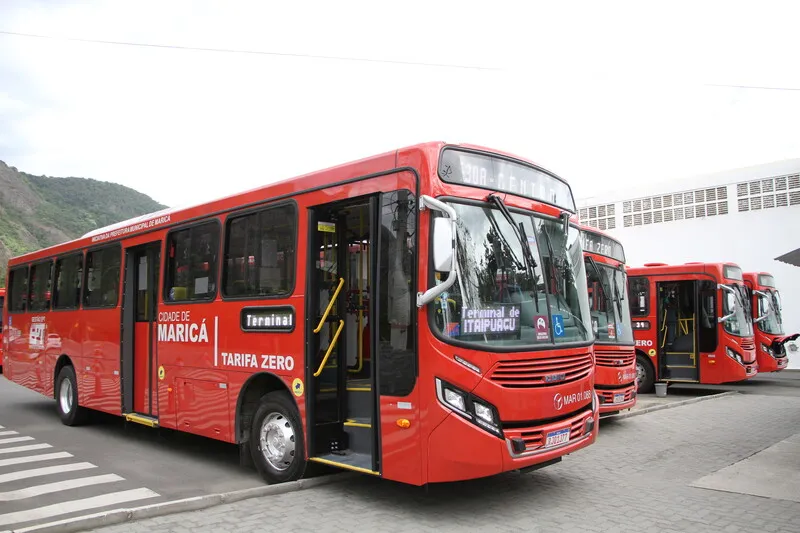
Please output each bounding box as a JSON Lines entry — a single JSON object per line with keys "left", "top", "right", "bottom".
{"left": 743, "top": 271, "right": 797, "bottom": 373}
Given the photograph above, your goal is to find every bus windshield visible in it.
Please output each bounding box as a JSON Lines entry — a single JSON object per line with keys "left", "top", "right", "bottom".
{"left": 432, "top": 200, "right": 592, "bottom": 347}
{"left": 585, "top": 260, "right": 634, "bottom": 344}
{"left": 757, "top": 289, "right": 784, "bottom": 335}
{"left": 722, "top": 284, "right": 754, "bottom": 337}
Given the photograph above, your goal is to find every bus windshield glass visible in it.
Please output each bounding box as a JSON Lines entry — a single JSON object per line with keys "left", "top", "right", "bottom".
{"left": 722, "top": 284, "right": 754, "bottom": 337}
{"left": 757, "top": 289, "right": 784, "bottom": 335}
{"left": 431, "top": 201, "right": 592, "bottom": 347}
{"left": 585, "top": 260, "right": 634, "bottom": 344}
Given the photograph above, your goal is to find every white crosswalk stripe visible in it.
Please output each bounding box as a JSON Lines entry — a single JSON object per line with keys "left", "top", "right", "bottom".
{"left": 0, "top": 424, "right": 161, "bottom": 529}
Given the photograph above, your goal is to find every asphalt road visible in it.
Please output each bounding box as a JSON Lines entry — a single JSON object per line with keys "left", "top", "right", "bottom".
{"left": 0, "top": 376, "right": 264, "bottom": 531}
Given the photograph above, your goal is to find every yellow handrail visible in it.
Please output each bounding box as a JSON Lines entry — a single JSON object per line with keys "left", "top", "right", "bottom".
{"left": 314, "top": 277, "right": 344, "bottom": 334}
{"left": 314, "top": 320, "right": 344, "bottom": 377}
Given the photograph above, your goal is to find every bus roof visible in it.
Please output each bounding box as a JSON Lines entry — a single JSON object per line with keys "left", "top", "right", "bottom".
{"left": 743, "top": 271, "right": 776, "bottom": 289}
{"left": 627, "top": 261, "right": 745, "bottom": 282}
{"left": 8, "top": 141, "right": 564, "bottom": 266}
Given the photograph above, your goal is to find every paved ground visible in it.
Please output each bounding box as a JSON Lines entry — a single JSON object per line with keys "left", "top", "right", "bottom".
{"left": 668, "top": 369, "right": 800, "bottom": 397}
{"left": 0, "top": 377, "right": 265, "bottom": 531}
{"left": 81, "top": 390, "right": 800, "bottom": 533}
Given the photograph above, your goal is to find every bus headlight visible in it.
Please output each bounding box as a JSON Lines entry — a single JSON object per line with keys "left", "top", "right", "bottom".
{"left": 761, "top": 343, "right": 773, "bottom": 356}
{"left": 726, "top": 347, "right": 743, "bottom": 364}
{"left": 435, "top": 378, "right": 502, "bottom": 437}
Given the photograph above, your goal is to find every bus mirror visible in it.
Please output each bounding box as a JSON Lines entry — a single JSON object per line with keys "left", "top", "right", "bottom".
{"left": 432, "top": 217, "right": 454, "bottom": 272}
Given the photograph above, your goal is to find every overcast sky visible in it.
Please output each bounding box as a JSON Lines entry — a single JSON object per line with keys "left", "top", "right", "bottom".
{"left": 1, "top": 0, "right": 799, "bottom": 210}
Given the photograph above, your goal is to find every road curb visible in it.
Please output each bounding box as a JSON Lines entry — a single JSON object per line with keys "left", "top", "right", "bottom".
{"left": 11, "top": 472, "right": 356, "bottom": 533}
{"left": 602, "top": 390, "right": 739, "bottom": 421}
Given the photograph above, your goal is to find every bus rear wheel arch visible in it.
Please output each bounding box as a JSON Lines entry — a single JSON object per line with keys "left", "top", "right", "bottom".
{"left": 249, "top": 391, "right": 307, "bottom": 484}
{"left": 636, "top": 352, "right": 655, "bottom": 394}
{"left": 55, "top": 364, "right": 89, "bottom": 426}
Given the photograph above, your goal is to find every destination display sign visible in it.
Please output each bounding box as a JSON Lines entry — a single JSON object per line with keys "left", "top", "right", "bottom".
{"left": 461, "top": 304, "right": 521, "bottom": 335}
{"left": 439, "top": 149, "right": 576, "bottom": 212}
{"left": 241, "top": 306, "right": 296, "bottom": 332}
{"left": 723, "top": 265, "right": 743, "bottom": 281}
{"left": 758, "top": 274, "right": 775, "bottom": 288}
{"left": 580, "top": 229, "right": 625, "bottom": 263}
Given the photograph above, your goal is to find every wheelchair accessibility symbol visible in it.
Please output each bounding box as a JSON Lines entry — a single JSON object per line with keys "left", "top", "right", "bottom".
{"left": 552, "top": 315, "right": 565, "bottom": 337}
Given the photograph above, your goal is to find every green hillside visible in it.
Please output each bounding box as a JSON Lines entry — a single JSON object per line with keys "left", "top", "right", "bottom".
{"left": 0, "top": 160, "right": 167, "bottom": 284}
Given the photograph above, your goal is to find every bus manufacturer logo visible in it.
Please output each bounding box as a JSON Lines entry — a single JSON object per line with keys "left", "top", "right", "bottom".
{"left": 545, "top": 373, "right": 566, "bottom": 384}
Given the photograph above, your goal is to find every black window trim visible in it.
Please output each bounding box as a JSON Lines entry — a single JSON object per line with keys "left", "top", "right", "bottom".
{"left": 8, "top": 265, "right": 30, "bottom": 314}
{"left": 83, "top": 242, "right": 123, "bottom": 310}
{"left": 163, "top": 218, "right": 222, "bottom": 306}
{"left": 221, "top": 200, "right": 299, "bottom": 302}
{"left": 28, "top": 259, "right": 54, "bottom": 313}
{"left": 52, "top": 251, "right": 85, "bottom": 312}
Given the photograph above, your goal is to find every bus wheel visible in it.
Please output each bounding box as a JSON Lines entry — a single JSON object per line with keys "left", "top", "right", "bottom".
{"left": 250, "top": 392, "right": 306, "bottom": 484}
{"left": 636, "top": 355, "right": 655, "bottom": 394}
{"left": 56, "top": 366, "right": 88, "bottom": 426}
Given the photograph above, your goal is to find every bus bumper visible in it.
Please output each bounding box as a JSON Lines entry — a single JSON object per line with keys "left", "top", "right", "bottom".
{"left": 596, "top": 383, "right": 637, "bottom": 414}
{"left": 426, "top": 393, "right": 599, "bottom": 483}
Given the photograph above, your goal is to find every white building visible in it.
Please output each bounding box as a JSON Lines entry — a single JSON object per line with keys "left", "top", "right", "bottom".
{"left": 577, "top": 158, "right": 800, "bottom": 369}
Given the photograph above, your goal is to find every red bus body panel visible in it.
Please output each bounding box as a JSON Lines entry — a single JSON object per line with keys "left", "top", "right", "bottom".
{"left": 3, "top": 141, "right": 599, "bottom": 485}
{"left": 627, "top": 262, "right": 757, "bottom": 385}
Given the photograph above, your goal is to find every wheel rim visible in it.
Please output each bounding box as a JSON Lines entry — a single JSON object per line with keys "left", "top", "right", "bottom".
{"left": 636, "top": 361, "right": 646, "bottom": 385}
{"left": 59, "top": 377, "right": 73, "bottom": 414}
{"left": 259, "top": 412, "right": 296, "bottom": 471}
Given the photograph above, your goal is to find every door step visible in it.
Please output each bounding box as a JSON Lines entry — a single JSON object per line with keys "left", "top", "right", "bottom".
{"left": 310, "top": 452, "right": 379, "bottom": 476}
{"left": 125, "top": 413, "right": 159, "bottom": 428}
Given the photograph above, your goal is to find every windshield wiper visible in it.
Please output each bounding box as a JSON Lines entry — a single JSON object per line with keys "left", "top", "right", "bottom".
{"left": 487, "top": 194, "right": 540, "bottom": 312}
{"left": 586, "top": 256, "right": 617, "bottom": 318}
{"left": 539, "top": 221, "right": 563, "bottom": 311}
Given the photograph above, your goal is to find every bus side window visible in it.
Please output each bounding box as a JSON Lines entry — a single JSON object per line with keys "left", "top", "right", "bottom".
{"left": 28, "top": 261, "right": 53, "bottom": 312}
{"left": 628, "top": 276, "right": 649, "bottom": 316}
{"left": 165, "top": 222, "right": 220, "bottom": 302}
{"left": 378, "top": 190, "right": 417, "bottom": 397}
{"left": 54, "top": 254, "right": 83, "bottom": 310}
{"left": 698, "top": 280, "right": 717, "bottom": 352}
{"left": 8, "top": 266, "right": 28, "bottom": 313}
{"left": 84, "top": 246, "right": 121, "bottom": 309}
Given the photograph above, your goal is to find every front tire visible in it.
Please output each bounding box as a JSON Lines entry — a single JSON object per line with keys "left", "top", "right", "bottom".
{"left": 636, "top": 354, "right": 655, "bottom": 394}
{"left": 249, "top": 391, "right": 307, "bottom": 484}
{"left": 56, "top": 366, "right": 88, "bottom": 426}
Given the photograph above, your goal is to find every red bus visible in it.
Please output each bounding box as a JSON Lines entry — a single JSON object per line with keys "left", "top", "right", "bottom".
{"left": 627, "top": 262, "right": 757, "bottom": 393}
{"left": 743, "top": 272, "right": 798, "bottom": 373}
{"left": 580, "top": 226, "right": 637, "bottom": 414}
{"left": 3, "top": 142, "right": 599, "bottom": 486}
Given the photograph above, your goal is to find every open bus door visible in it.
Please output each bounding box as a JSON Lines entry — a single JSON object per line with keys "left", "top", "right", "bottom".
{"left": 305, "top": 196, "right": 381, "bottom": 475}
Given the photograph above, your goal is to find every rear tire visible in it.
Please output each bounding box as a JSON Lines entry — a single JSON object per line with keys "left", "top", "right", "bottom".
{"left": 56, "top": 365, "right": 88, "bottom": 426}
{"left": 249, "top": 392, "right": 306, "bottom": 484}
{"left": 636, "top": 354, "right": 655, "bottom": 394}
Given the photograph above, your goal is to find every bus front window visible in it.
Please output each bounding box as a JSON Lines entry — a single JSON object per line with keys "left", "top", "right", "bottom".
{"left": 585, "top": 261, "right": 634, "bottom": 344}
{"left": 757, "top": 290, "right": 784, "bottom": 335}
{"left": 431, "top": 201, "right": 592, "bottom": 347}
{"left": 722, "top": 284, "right": 754, "bottom": 337}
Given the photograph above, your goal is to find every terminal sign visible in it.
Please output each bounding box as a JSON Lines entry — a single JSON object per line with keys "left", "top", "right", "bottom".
{"left": 581, "top": 230, "right": 625, "bottom": 264}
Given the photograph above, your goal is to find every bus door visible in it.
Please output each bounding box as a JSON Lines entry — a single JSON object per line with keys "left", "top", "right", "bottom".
{"left": 306, "top": 196, "right": 380, "bottom": 474}
{"left": 656, "top": 280, "right": 699, "bottom": 382}
{"left": 121, "top": 241, "right": 161, "bottom": 420}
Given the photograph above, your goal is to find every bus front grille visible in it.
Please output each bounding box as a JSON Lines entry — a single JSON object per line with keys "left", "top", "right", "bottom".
{"left": 489, "top": 352, "right": 593, "bottom": 388}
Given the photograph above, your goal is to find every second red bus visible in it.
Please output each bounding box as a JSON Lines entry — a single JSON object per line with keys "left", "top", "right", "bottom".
{"left": 743, "top": 271, "right": 797, "bottom": 373}
{"left": 627, "top": 262, "right": 757, "bottom": 392}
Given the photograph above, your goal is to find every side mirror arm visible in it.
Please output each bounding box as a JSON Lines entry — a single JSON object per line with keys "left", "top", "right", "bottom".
{"left": 417, "top": 195, "right": 458, "bottom": 307}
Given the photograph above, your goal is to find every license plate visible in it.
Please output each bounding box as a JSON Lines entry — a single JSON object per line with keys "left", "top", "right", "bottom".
{"left": 614, "top": 393, "right": 625, "bottom": 404}
{"left": 544, "top": 428, "right": 570, "bottom": 448}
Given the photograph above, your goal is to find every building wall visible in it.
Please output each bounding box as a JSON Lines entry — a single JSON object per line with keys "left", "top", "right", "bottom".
{"left": 578, "top": 169, "right": 800, "bottom": 369}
